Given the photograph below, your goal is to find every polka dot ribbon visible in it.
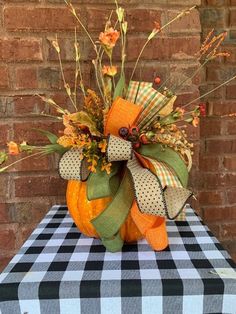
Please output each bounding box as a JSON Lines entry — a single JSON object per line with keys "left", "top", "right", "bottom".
{"left": 107, "top": 135, "right": 193, "bottom": 219}
{"left": 58, "top": 148, "right": 90, "bottom": 182}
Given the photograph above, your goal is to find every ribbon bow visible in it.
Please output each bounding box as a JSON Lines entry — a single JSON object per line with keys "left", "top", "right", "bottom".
{"left": 59, "top": 95, "right": 193, "bottom": 252}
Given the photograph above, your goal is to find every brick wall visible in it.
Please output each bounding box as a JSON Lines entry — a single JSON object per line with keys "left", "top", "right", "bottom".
{"left": 4, "top": 0, "right": 235, "bottom": 271}
{"left": 200, "top": 0, "right": 236, "bottom": 261}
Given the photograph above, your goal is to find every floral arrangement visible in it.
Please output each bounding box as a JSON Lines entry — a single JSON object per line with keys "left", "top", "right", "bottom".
{"left": 1, "top": 1, "right": 235, "bottom": 252}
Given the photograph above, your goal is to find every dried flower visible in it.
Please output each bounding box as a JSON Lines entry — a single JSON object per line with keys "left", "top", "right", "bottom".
{"left": 7, "top": 142, "right": 20, "bottom": 155}
{"left": 52, "top": 39, "right": 60, "bottom": 53}
{"left": 174, "top": 107, "right": 185, "bottom": 118}
{"left": 57, "top": 136, "right": 75, "bottom": 148}
{"left": 99, "top": 28, "right": 120, "bottom": 50}
{"left": 154, "top": 21, "right": 161, "bottom": 31}
{"left": 101, "top": 160, "right": 112, "bottom": 174}
{"left": 192, "top": 116, "right": 199, "bottom": 127}
{"left": 88, "top": 158, "right": 98, "bottom": 173}
{"left": 102, "top": 65, "right": 118, "bottom": 77}
{"left": 98, "top": 139, "right": 107, "bottom": 153}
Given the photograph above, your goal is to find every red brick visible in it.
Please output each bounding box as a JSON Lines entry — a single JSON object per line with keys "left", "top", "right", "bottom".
{"left": 226, "top": 119, "right": 236, "bottom": 134}
{"left": 200, "top": 83, "right": 223, "bottom": 100}
{"left": 227, "top": 188, "right": 236, "bottom": 203}
{"left": 203, "top": 206, "right": 235, "bottom": 223}
{"left": 226, "top": 85, "right": 236, "bottom": 99}
{"left": 8, "top": 153, "right": 51, "bottom": 172}
{"left": 167, "top": 9, "right": 200, "bottom": 33}
{"left": 14, "top": 175, "right": 67, "bottom": 197}
{"left": 199, "top": 156, "right": 220, "bottom": 172}
{"left": 199, "top": 190, "right": 225, "bottom": 205}
{"left": 38, "top": 67, "right": 60, "bottom": 90}
{"left": 13, "top": 95, "right": 46, "bottom": 116}
{"left": 13, "top": 121, "right": 61, "bottom": 144}
{"left": 200, "top": 173, "right": 226, "bottom": 188}
{"left": 87, "top": 8, "right": 162, "bottom": 33}
{"left": 230, "top": 9, "right": 236, "bottom": 26}
{"left": 203, "top": 206, "right": 233, "bottom": 222}
{"left": 206, "top": 139, "right": 236, "bottom": 154}
{"left": 223, "top": 45, "right": 236, "bottom": 63}
{"left": 223, "top": 156, "right": 236, "bottom": 171}
{"left": 200, "top": 117, "right": 222, "bottom": 137}
{"left": 48, "top": 92, "right": 76, "bottom": 113}
{"left": 18, "top": 223, "right": 37, "bottom": 246}
{"left": 125, "top": 36, "right": 200, "bottom": 61}
{"left": 207, "top": 0, "right": 229, "bottom": 5}
{"left": 0, "top": 38, "right": 42, "bottom": 62}
{"left": 0, "top": 66, "right": 9, "bottom": 89}
{"left": 164, "top": 0, "right": 201, "bottom": 3}
{"left": 15, "top": 68, "right": 38, "bottom": 90}
{"left": 200, "top": 8, "right": 227, "bottom": 28}
{"left": 10, "top": 201, "right": 49, "bottom": 223}
{"left": 0, "top": 203, "right": 9, "bottom": 223}
{"left": 4, "top": 7, "right": 77, "bottom": 31}
{"left": 0, "top": 175, "right": 9, "bottom": 200}
{"left": 225, "top": 173, "right": 236, "bottom": 186}
{"left": 206, "top": 65, "right": 236, "bottom": 82}
{"left": 0, "top": 224, "right": 18, "bottom": 250}
{"left": 222, "top": 223, "right": 236, "bottom": 238}
{"left": 212, "top": 101, "right": 236, "bottom": 116}
{"left": 47, "top": 37, "right": 88, "bottom": 62}
{"left": 0, "top": 124, "right": 9, "bottom": 145}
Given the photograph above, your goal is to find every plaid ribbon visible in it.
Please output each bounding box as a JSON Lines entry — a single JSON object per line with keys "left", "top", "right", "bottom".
{"left": 126, "top": 81, "right": 173, "bottom": 128}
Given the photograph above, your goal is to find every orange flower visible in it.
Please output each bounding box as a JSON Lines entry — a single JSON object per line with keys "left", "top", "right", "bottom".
{"left": 7, "top": 141, "right": 20, "bottom": 155}
{"left": 101, "top": 162, "right": 112, "bottom": 175}
{"left": 98, "top": 139, "right": 107, "bottom": 153}
{"left": 192, "top": 116, "right": 199, "bottom": 127}
{"left": 99, "top": 28, "right": 120, "bottom": 49}
{"left": 175, "top": 107, "right": 185, "bottom": 117}
{"left": 57, "top": 136, "right": 74, "bottom": 148}
{"left": 88, "top": 158, "right": 98, "bottom": 173}
{"left": 102, "top": 65, "right": 117, "bottom": 77}
{"left": 64, "top": 125, "right": 75, "bottom": 136}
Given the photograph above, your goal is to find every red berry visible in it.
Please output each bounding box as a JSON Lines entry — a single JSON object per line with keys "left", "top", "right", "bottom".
{"left": 139, "top": 134, "right": 149, "bottom": 144}
{"left": 199, "top": 103, "right": 206, "bottom": 117}
{"left": 129, "top": 125, "right": 139, "bottom": 135}
{"left": 154, "top": 76, "right": 161, "bottom": 85}
{"left": 119, "top": 127, "right": 129, "bottom": 138}
{"left": 133, "top": 142, "right": 140, "bottom": 149}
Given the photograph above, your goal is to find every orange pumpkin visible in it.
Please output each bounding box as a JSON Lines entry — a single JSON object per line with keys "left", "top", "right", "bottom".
{"left": 66, "top": 180, "right": 143, "bottom": 243}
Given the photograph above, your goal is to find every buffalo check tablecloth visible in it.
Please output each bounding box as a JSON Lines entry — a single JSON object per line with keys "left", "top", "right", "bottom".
{"left": 0, "top": 205, "right": 236, "bottom": 314}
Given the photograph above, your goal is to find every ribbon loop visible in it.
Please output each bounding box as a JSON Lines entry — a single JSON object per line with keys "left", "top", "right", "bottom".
{"left": 107, "top": 135, "right": 133, "bottom": 162}
{"left": 59, "top": 148, "right": 90, "bottom": 181}
{"left": 127, "top": 155, "right": 166, "bottom": 217}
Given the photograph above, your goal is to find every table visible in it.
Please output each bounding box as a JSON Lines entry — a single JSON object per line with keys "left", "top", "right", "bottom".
{"left": 0, "top": 205, "right": 235, "bottom": 314}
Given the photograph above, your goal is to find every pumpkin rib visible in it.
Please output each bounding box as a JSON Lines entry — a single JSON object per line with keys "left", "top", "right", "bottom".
{"left": 66, "top": 180, "right": 142, "bottom": 243}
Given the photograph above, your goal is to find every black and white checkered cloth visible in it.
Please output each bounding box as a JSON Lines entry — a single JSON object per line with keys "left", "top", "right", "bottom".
{"left": 0, "top": 205, "right": 235, "bottom": 314}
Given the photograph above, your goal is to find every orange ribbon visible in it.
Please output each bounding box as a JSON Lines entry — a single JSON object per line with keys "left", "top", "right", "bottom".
{"left": 104, "top": 97, "right": 169, "bottom": 251}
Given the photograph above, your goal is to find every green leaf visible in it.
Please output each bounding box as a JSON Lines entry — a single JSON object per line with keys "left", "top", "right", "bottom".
{"left": 0, "top": 152, "right": 8, "bottom": 165}
{"left": 32, "top": 128, "right": 58, "bottom": 144}
{"left": 40, "top": 144, "right": 68, "bottom": 156}
{"left": 113, "top": 73, "right": 125, "bottom": 101}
